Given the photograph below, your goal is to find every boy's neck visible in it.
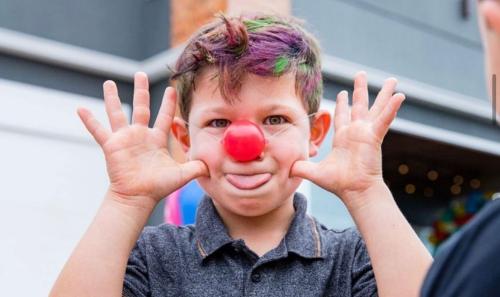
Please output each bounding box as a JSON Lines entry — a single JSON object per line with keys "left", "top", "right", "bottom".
{"left": 212, "top": 194, "right": 296, "bottom": 256}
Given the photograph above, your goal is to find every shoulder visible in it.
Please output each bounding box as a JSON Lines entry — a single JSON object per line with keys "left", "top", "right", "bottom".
{"left": 310, "top": 216, "right": 376, "bottom": 292}
{"left": 136, "top": 223, "right": 197, "bottom": 252}
{"left": 312, "top": 216, "right": 362, "bottom": 247}
{"left": 130, "top": 223, "right": 202, "bottom": 270}
{"left": 309, "top": 216, "right": 367, "bottom": 259}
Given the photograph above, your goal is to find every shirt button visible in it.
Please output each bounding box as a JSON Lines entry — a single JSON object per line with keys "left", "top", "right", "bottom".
{"left": 232, "top": 244, "right": 242, "bottom": 253}
{"left": 251, "top": 272, "right": 261, "bottom": 283}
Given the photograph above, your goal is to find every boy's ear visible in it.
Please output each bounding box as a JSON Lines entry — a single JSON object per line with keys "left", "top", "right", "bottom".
{"left": 480, "top": 0, "right": 500, "bottom": 33}
{"left": 308, "top": 110, "right": 331, "bottom": 158}
{"left": 171, "top": 117, "right": 191, "bottom": 153}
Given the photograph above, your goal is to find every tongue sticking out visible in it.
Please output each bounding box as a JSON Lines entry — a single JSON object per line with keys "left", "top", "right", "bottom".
{"left": 225, "top": 173, "right": 272, "bottom": 190}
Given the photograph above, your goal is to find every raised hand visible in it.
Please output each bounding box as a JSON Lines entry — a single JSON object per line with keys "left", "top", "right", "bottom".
{"left": 77, "top": 72, "right": 208, "bottom": 208}
{"left": 291, "top": 71, "right": 404, "bottom": 209}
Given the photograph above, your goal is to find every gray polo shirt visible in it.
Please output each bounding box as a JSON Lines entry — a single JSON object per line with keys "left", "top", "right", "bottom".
{"left": 123, "top": 193, "right": 377, "bottom": 297}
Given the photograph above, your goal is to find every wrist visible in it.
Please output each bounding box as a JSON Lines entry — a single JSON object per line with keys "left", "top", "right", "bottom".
{"left": 105, "top": 188, "right": 158, "bottom": 214}
{"left": 341, "top": 180, "right": 393, "bottom": 213}
{"left": 101, "top": 190, "right": 157, "bottom": 234}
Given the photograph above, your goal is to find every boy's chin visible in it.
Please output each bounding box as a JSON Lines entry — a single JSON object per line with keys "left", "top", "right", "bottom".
{"left": 216, "top": 195, "right": 293, "bottom": 218}
{"left": 210, "top": 187, "right": 299, "bottom": 218}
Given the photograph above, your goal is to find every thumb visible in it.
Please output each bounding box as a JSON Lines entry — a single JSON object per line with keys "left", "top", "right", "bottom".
{"left": 178, "top": 160, "right": 209, "bottom": 184}
{"left": 290, "top": 160, "right": 319, "bottom": 181}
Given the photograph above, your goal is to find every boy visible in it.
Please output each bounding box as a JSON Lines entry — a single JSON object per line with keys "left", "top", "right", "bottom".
{"left": 420, "top": 1, "right": 500, "bottom": 296}
{"left": 50, "top": 14, "right": 432, "bottom": 297}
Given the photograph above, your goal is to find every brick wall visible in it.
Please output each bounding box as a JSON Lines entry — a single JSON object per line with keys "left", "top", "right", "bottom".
{"left": 227, "top": 0, "right": 290, "bottom": 16}
{"left": 171, "top": 0, "right": 227, "bottom": 47}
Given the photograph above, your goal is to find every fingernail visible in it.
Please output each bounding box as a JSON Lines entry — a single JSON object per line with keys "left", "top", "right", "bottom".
{"left": 103, "top": 80, "right": 114, "bottom": 88}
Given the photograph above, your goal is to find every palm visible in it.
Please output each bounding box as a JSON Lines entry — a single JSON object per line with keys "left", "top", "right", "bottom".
{"left": 77, "top": 73, "right": 207, "bottom": 205}
{"left": 319, "top": 120, "right": 382, "bottom": 195}
{"left": 102, "top": 125, "right": 179, "bottom": 201}
{"left": 291, "top": 72, "right": 404, "bottom": 200}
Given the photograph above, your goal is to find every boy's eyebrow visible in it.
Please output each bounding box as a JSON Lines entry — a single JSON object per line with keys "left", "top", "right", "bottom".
{"left": 198, "top": 106, "right": 230, "bottom": 115}
{"left": 262, "top": 103, "right": 302, "bottom": 113}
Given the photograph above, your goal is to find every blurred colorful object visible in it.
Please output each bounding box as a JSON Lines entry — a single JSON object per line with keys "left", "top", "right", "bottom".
{"left": 429, "top": 191, "right": 493, "bottom": 248}
{"left": 164, "top": 180, "right": 204, "bottom": 225}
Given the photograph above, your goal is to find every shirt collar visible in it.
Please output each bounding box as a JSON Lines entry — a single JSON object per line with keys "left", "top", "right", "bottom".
{"left": 284, "top": 193, "right": 324, "bottom": 259}
{"left": 194, "top": 192, "right": 324, "bottom": 262}
{"left": 194, "top": 195, "right": 234, "bottom": 260}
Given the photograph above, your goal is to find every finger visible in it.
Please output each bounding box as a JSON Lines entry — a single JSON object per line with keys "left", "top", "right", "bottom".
{"left": 103, "top": 80, "right": 128, "bottom": 132}
{"left": 351, "top": 71, "right": 369, "bottom": 121}
{"left": 334, "top": 90, "right": 350, "bottom": 132}
{"left": 77, "top": 107, "right": 111, "bottom": 146}
{"left": 179, "top": 160, "right": 209, "bottom": 184}
{"left": 290, "top": 160, "right": 319, "bottom": 181}
{"left": 373, "top": 93, "right": 405, "bottom": 138}
{"left": 369, "top": 77, "right": 397, "bottom": 120}
{"left": 132, "top": 72, "right": 151, "bottom": 126}
{"left": 154, "top": 87, "right": 177, "bottom": 134}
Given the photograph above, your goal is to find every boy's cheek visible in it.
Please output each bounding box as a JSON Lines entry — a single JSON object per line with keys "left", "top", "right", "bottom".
{"left": 271, "top": 137, "right": 310, "bottom": 167}
{"left": 277, "top": 141, "right": 304, "bottom": 171}
{"left": 188, "top": 138, "right": 222, "bottom": 167}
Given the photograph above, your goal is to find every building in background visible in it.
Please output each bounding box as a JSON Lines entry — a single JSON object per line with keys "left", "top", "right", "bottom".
{"left": 2, "top": 0, "right": 500, "bottom": 295}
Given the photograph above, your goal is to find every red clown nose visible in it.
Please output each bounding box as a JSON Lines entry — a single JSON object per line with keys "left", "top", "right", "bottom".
{"left": 222, "top": 120, "right": 266, "bottom": 162}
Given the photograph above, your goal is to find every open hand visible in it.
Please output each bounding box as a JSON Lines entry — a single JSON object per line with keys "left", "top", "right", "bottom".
{"left": 291, "top": 71, "right": 404, "bottom": 208}
{"left": 77, "top": 72, "right": 208, "bottom": 208}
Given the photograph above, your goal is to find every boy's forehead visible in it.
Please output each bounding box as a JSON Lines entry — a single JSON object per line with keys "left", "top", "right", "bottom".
{"left": 194, "top": 67, "right": 297, "bottom": 93}
{"left": 191, "top": 69, "right": 305, "bottom": 112}
{"left": 190, "top": 89, "right": 307, "bottom": 117}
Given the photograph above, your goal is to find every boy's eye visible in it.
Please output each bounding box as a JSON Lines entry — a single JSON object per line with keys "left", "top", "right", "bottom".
{"left": 264, "top": 115, "right": 288, "bottom": 125}
{"left": 208, "top": 119, "right": 230, "bottom": 128}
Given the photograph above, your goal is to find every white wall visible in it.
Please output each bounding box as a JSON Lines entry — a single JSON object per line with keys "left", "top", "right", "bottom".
{"left": 0, "top": 78, "right": 130, "bottom": 296}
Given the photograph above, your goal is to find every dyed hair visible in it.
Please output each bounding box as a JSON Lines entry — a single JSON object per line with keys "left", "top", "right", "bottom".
{"left": 171, "top": 14, "right": 323, "bottom": 121}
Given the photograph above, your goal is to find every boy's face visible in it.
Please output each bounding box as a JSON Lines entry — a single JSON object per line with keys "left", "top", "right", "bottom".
{"left": 172, "top": 69, "right": 330, "bottom": 217}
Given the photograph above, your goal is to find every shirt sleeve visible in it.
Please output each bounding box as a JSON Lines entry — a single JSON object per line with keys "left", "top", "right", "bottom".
{"left": 351, "top": 234, "right": 378, "bottom": 297}
{"left": 122, "top": 231, "right": 151, "bottom": 297}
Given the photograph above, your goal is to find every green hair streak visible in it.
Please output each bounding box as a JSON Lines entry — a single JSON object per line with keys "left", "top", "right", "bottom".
{"left": 274, "top": 56, "right": 289, "bottom": 74}
{"left": 243, "top": 18, "right": 275, "bottom": 32}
